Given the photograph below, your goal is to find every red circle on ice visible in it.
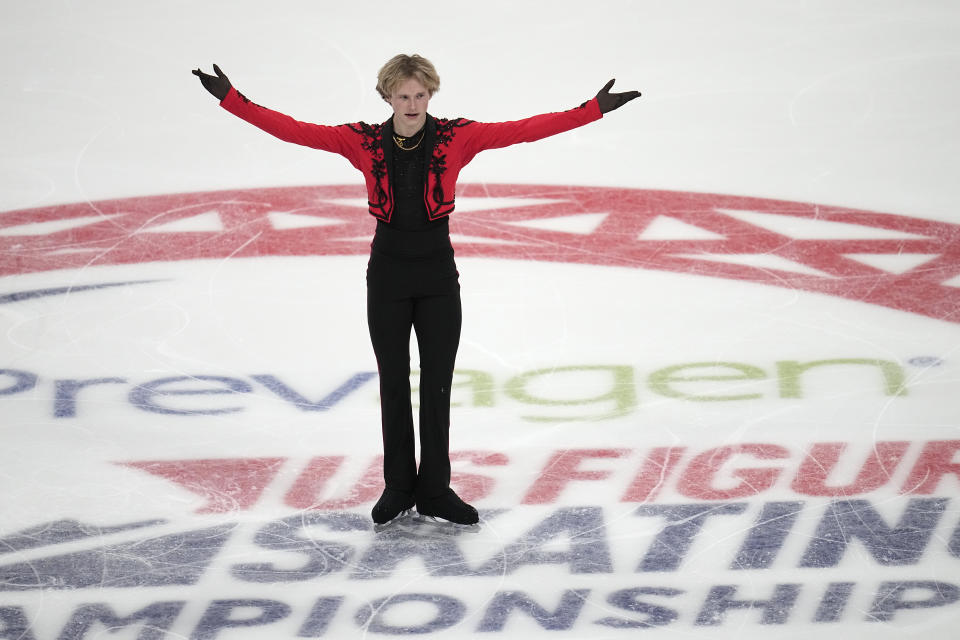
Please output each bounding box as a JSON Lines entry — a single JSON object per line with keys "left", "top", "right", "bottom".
{"left": 2, "top": 184, "right": 958, "bottom": 322}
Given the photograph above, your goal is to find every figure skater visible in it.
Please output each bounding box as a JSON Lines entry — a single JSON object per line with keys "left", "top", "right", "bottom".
{"left": 192, "top": 54, "right": 640, "bottom": 526}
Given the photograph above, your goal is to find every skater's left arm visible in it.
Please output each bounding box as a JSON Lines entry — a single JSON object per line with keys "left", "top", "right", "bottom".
{"left": 460, "top": 79, "right": 641, "bottom": 158}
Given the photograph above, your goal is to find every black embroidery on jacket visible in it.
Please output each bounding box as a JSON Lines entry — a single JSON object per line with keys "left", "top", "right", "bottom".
{"left": 348, "top": 122, "right": 390, "bottom": 219}
{"left": 429, "top": 153, "right": 450, "bottom": 206}
{"left": 344, "top": 116, "right": 474, "bottom": 221}
{"left": 434, "top": 117, "right": 471, "bottom": 148}
{"left": 425, "top": 117, "right": 472, "bottom": 218}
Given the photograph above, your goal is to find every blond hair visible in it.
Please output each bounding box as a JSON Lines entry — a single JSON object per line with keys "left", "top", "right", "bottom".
{"left": 376, "top": 54, "right": 440, "bottom": 100}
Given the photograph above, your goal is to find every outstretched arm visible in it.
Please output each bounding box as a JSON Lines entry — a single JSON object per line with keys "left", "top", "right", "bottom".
{"left": 458, "top": 79, "right": 641, "bottom": 158}
{"left": 189, "top": 63, "right": 356, "bottom": 160}
{"left": 595, "top": 79, "right": 641, "bottom": 114}
{"left": 192, "top": 64, "right": 232, "bottom": 101}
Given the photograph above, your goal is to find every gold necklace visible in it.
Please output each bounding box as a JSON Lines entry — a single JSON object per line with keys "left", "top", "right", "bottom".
{"left": 393, "top": 129, "right": 425, "bottom": 151}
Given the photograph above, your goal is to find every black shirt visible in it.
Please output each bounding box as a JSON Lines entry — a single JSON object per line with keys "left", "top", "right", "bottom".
{"left": 389, "top": 126, "right": 430, "bottom": 230}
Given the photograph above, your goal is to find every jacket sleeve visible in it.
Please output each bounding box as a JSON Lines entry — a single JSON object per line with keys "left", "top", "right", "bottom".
{"left": 219, "top": 87, "right": 358, "bottom": 164}
{"left": 458, "top": 97, "right": 603, "bottom": 161}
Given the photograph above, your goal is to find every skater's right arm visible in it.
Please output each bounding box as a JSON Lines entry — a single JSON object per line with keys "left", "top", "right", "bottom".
{"left": 192, "top": 64, "right": 355, "bottom": 160}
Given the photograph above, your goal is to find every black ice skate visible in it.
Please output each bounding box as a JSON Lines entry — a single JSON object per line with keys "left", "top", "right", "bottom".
{"left": 371, "top": 487, "right": 415, "bottom": 530}
{"left": 415, "top": 488, "right": 479, "bottom": 527}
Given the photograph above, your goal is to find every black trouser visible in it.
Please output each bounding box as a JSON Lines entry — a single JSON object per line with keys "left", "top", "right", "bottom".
{"left": 366, "top": 237, "right": 461, "bottom": 498}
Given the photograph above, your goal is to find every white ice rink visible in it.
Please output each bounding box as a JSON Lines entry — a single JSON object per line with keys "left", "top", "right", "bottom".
{"left": 2, "top": 1, "right": 960, "bottom": 637}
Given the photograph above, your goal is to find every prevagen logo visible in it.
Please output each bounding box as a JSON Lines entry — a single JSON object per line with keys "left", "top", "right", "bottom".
{"left": 2, "top": 184, "right": 959, "bottom": 321}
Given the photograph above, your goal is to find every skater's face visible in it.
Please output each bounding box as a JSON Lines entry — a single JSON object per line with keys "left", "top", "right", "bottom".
{"left": 387, "top": 77, "right": 431, "bottom": 136}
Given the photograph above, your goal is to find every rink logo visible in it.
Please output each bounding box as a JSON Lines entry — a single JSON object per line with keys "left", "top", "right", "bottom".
{"left": 107, "top": 440, "right": 960, "bottom": 511}
{"left": 3, "top": 442, "right": 959, "bottom": 635}
{"left": 1, "top": 184, "right": 959, "bottom": 322}
{"left": 0, "top": 357, "right": 922, "bottom": 421}
{"left": 3, "top": 582, "right": 960, "bottom": 636}
{"left": 2, "top": 498, "right": 960, "bottom": 635}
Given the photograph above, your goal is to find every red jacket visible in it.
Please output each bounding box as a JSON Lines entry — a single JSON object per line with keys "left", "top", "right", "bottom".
{"left": 220, "top": 87, "right": 603, "bottom": 222}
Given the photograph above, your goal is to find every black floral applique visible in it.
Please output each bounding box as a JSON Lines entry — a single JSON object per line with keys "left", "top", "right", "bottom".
{"left": 433, "top": 117, "right": 471, "bottom": 149}
{"left": 348, "top": 122, "right": 390, "bottom": 214}
{"left": 349, "top": 122, "right": 383, "bottom": 154}
{"left": 426, "top": 118, "right": 471, "bottom": 214}
{"left": 429, "top": 153, "right": 450, "bottom": 206}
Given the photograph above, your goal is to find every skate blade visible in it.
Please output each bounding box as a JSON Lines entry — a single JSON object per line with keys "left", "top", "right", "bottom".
{"left": 372, "top": 508, "right": 414, "bottom": 533}
{"left": 412, "top": 512, "right": 481, "bottom": 535}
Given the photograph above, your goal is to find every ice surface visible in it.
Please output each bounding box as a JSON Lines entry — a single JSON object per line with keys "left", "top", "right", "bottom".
{"left": 2, "top": 1, "right": 959, "bottom": 638}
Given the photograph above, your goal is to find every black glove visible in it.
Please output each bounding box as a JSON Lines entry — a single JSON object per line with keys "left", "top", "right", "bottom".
{"left": 192, "top": 64, "right": 232, "bottom": 101}
{"left": 595, "top": 79, "right": 641, "bottom": 114}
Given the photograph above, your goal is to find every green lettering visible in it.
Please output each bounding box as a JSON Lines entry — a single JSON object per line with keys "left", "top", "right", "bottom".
{"left": 411, "top": 369, "right": 495, "bottom": 408}
{"left": 451, "top": 369, "right": 496, "bottom": 407}
{"left": 776, "top": 359, "right": 907, "bottom": 398}
{"left": 505, "top": 365, "right": 637, "bottom": 421}
{"left": 647, "top": 362, "right": 767, "bottom": 401}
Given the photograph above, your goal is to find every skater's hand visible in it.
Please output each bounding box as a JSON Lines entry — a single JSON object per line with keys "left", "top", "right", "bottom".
{"left": 192, "top": 64, "right": 232, "bottom": 101}
{"left": 595, "top": 79, "right": 640, "bottom": 114}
